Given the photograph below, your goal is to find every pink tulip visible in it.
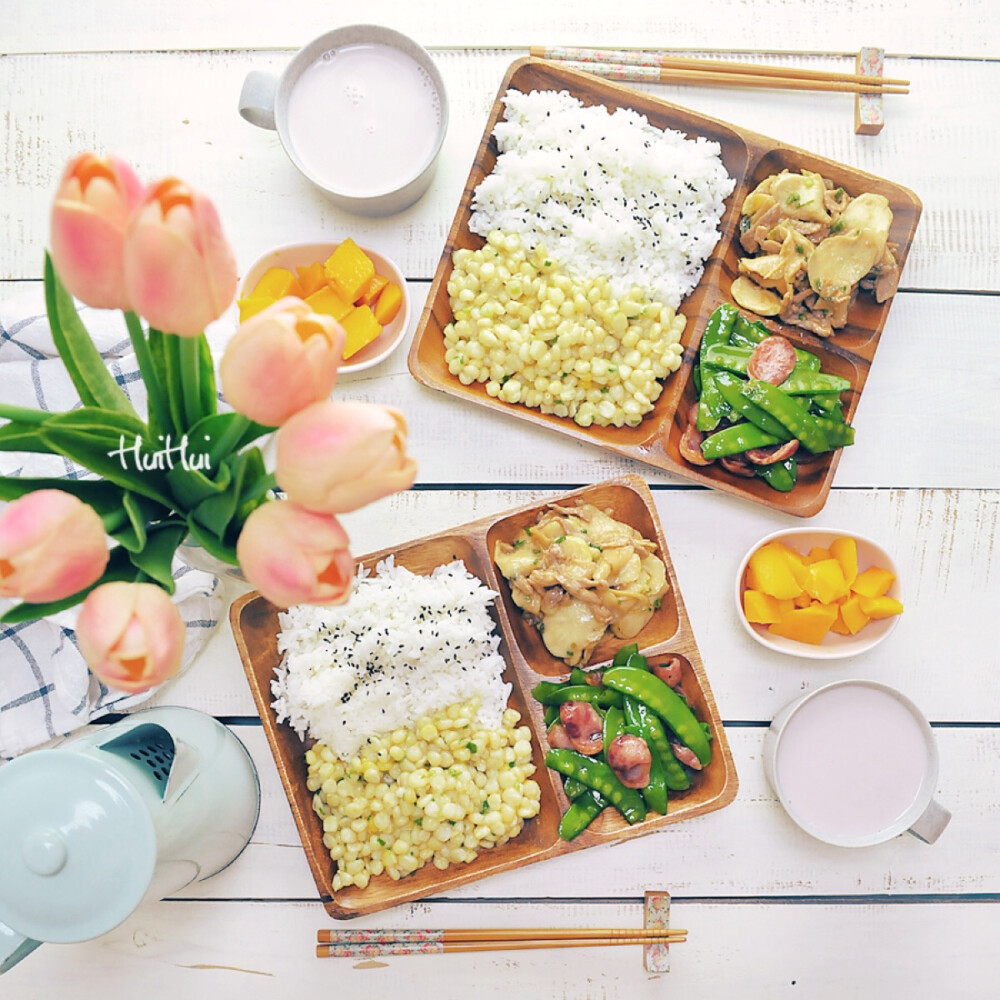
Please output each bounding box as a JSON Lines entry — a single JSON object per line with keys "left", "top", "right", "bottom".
{"left": 236, "top": 500, "right": 354, "bottom": 608}
{"left": 219, "top": 298, "right": 346, "bottom": 426}
{"left": 275, "top": 401, "right": 417, "bottom": 514}
{"left": 123, "top": 177, "right": 238, "bottom": 337}
{"left": 49, "top": 152, "right": 145, "bottom": 311}
{"left": 0, "top": 490, "right": 109, "bottom": 604}
{"left": 76, "top": 581, "right": 186, "bottom": 694}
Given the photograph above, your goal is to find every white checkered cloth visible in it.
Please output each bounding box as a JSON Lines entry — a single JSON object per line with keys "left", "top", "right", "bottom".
{"left": 0, "top": 288, "right": 223, "bottom": 759}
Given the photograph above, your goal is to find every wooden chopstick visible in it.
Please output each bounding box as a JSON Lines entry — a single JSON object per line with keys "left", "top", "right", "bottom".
{"left": 318, "top": 926, "right": 686, "bottom": 944}
{"left": 316, "top": 934, "right": 686, "bottom": 959}
{"left": 531, "top": 45, "right": 909, "bottom": 88}
{"left": 540, "top": 59, "right": 908, "bottom": 95}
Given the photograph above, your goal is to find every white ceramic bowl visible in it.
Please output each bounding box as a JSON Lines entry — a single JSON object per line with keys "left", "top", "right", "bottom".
{"left": 238, "top": 240, "right": 411, "bottom": 373}
{"left": 734, "top": 526, "right": 903, "bottom": 659}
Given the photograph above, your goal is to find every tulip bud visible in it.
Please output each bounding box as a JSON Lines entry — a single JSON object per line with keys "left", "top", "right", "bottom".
{"left": 123, "top": 177, "right": 238, "bottom": 337}
{"left": 49, "top": 152, "right": 144, "bottom": 311}
{"left": 0, "top": 490, "right": 109, "bottom": 604}
{"left": 275, "top": 401, "right": 417, "bottom": 514}
{"left": 76, "top": 581, "right": 186, "bottom": 694}
{"left": 219, "top": 298, "right": 346, "bottom": 426}
{"left": 236, "top": 499, "right": 354, "bottom": 608}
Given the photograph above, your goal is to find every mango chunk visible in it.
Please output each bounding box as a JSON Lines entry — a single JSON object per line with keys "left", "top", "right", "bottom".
{"left": 341, "top": 305, "right": 382, "bottom": 359}
{"left": 373, "top": 281, "right": 404, "bottom": 324}
{"left": 793, "top": 592, "right": 813, "bottom": 609}
{"left": 858, "top": 594, "right": 904, "bottom": 620}
{"left": 804, "top": 546, "right": 832, "bottom": 565}
{"left": 357, "top": 273, "right": 389, "bottom": 306}
{"left": 768, "top": 603, "right": 839, "bottom": 645}
{"left": 747, "top": 542, "right": 802, "bottom": 600}
{"left": 852, "top": 565, "right": 896, "bottom": 599}
{"left": 743, "top": 590, "right": 794, "bottom": 624}
{"left": 838, "top": 594, "right": 872, "bottom": 634}
{"left": 237, "top": 296, "right": 277, "bottom": 322}
{"left": 305, "top": 285, "right": 354, "bottom": 323}
{"left": 324, "top": 238, "right": 376, "bottom": 303}
{"left": 803, "top": 558, "right": 850, "bottom": 604}
{"left": 252, "top": 266, "right": 302, "bottom": 300}
{"left": 829, "top": 536, "right": 858, "bottom": 586}
{"left": 296, "top": 261, "right": 328, "bottom": 298}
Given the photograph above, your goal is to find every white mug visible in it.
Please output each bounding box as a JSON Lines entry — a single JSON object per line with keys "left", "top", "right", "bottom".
{"left": 238, "top": 25, "right": 448, "bottom": 216}
{"left": 763, "top": 679, "right": 951, "bottom": 847}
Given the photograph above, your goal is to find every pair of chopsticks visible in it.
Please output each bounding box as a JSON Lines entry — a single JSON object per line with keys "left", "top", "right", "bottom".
{"left": 316, "top": 926, "right": 687, "bottom": 958}
{"left": 530, "top": 46, "right": 909, "bottom": 95}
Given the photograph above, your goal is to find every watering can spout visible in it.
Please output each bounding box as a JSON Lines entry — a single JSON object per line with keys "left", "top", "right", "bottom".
{"left": 0, "top": 920, "right": 41, "bottom": 975}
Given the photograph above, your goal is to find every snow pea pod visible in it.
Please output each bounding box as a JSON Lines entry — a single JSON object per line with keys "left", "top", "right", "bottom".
{"left": 755, "top": 455, "right": 798, "bottom": 492}
{"left": 715, "top": 371, "right": 793, "bottom": 438}
{"left": 545, "top": 748, "right": 647, "bottom": 825}
{"left": 729, "top": 313, "right": 770, "bottom": 347}
{"left": 602, "top": 667, "right": 712, "bottom": 767}
{"left": 700, "top": 422, "right": 785, "bottom": 459}
{"left": 778, "top": 372, "right": 851, "bottom": 395}
{"left": 612, "top": 642, "right": 639, "bottom": 667}
{"left": 562, "top": 776, "right": 588, "bottom": 799}
{"left": 697, "top": 304, "right": 739, "bottom": 431}
{"left": 603, "top": 704, "right": 625, "bottom": 749}
{"left": 642, "top": 710, "right": 692, "bottom": 791}
{"left": 813, "top": 414, "right": 856, "bottom": 447}
{"left": 740, "top": 380, "right": 831, "bottom": 454}
{"left": 558, "top": 787, "right": 607, "bottom": 840}
{"left": 532, "top": 682, "right": 622, "bottom": 709}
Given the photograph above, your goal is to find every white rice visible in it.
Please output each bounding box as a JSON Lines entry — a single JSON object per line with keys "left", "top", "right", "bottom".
{"left": 271, "top": 558, "right": 511, "bottom": 760}
{"left": 468, "top": 88, "right": 735, "bottom": 310}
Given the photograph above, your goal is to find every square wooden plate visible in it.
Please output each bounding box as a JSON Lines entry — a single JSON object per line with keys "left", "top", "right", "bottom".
{"left": 407, "top": 58, "right": 922, "bottom": 517}
{"left": 230, "top": 475, "right": 738, "bottom": 918}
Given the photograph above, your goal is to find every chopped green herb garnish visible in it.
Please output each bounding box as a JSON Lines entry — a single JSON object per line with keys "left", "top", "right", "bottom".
{"left": 466, "top": 742, "right": 478, "bottom": 753}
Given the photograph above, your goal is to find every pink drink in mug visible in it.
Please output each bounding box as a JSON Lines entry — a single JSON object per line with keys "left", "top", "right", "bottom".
{"left": 764, "top": 679, "right": 951, "bottom": 847}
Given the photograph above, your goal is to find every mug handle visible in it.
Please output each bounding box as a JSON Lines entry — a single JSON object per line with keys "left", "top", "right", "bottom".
{"left": 907, "top": 797, "right": 951, "bottom": 844}
{"left": 239, "top": 71, "right": 279, "bottom": 130}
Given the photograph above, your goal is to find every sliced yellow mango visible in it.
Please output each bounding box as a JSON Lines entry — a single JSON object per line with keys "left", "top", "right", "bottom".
{"left": 803, "top": 546, "right": 832, "bottom": 565}
{"left": 324, "top": 238, "right": 376, "bottom": 303}
{"left": 237, "top": 296, "right": 277, "bottom": 322}
{"left": 852, "top": 565, "right": 896, "bottom": 599}
{"left": 743, "top": 590, "right": 793, "bottom": 624}
{"left": 305, "top": 285, "right": 353, "bottom": 323}
{"left": 857, "top": 594, "right": 904, "bottom": 620}
{"left": 295, "top": 261, "right": 328, "bottom": 298}
{"left": 768, "top": 603, "right": 839, "bottom": 645}
{"left": 252, "top": 266, "right": 302, "bottom": 300}
{"left": 340, "top": 305, "right": 382, "bottom": 359}
{"left": 837, "top": 595, "right": 872, "bottom": 634}
{"left": 803, "top": 558, "right": 850, "bottom": 605}
{"left": 747, "top": 542, "right": 803, "bottom": 600}
{"left": 373, "top": 281, "right": 403, "bottom": 324}
{"left": 829, "top": 536, "right": 858, "bottom": 587}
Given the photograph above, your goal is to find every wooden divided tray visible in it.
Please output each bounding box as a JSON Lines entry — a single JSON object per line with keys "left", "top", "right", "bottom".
{"left": 408, "top": 58, "right": 922, "bottom": 517}
{"left": 230, "top": 476, "right": 738, "bottom": 918}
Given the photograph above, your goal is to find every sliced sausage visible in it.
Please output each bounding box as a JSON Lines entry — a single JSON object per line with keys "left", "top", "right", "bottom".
{"left": 546, "top": 721, "right": 575, "bottom": 750}
{"left": 671, "top": 742, "right": 704, "bottom": 771}
{"left": 607, "top": 733, "right": 652, "bottom": 788}
{"left": 679, "top": 424, "right": 713, "bottom": 466}
{"left": 559, "top": 701, "right": 604, "bottom": 756}
{"left": 747, "top": 335, "right": 796, "bottom": 385}
{"left": 720, "top": 453, "right": 756, "bottom": 477}
{"left": 583, "top": 669, "right": 604, "bottom": 687}
{"left": 745, "top": 439, "right": 800, "bottom": 465}
{"left": 651, "top": 657, "right": 683, "bottom": 687}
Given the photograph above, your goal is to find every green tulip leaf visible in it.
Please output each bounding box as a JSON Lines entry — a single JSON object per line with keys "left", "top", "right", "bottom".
{"left": 43, "top": 253, "right": 139, "bottom": 419}
{"left": 184, "top": 516, "right": 239, "bottom": 566}
{"left": 124, "top": 311, "right": 172, "bottom": 445}
{"left": 128, "top": 522, "right": 187, "bottom": 593}
{"left": 189, "top": 448, "right": 260, "bottom": 538}
{"left": 146, "top": 328, "right": 180, "bottom": 439}
{"left": 166, "top": 459, "right": 231, "bottom": 510}
{"left": 0, "top": 420, "right": 60, "bottom": 456}
{"left": 177, "top": 334, "right": 203, "bottom": 430}
{"left": 162, "top": 332, "right": 187, "bottom": 438}
{"left": 0, "top": 475, "right": 125, "bottom": 514}
{"left": 198, "top": 334, "right": 218, "bottom": 418}
{"left": 0, "top": 545, "right": 137, "bottom": 624}
{"left": 40, "top": 422, "right": 175, "bottom": 509}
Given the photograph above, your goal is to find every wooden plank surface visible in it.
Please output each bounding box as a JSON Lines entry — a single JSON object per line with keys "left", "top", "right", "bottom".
{"left": 0, "top": 1, "right": 998, "bottom": 996}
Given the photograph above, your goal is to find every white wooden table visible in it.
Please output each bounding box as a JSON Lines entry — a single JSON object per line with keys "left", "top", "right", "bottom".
{"left": 2, "top": 2, "right": 999, "bottom": 996}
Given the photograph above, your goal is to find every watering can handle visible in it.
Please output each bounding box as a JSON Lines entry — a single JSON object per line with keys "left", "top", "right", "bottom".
{"left": 0, "top": 920, "right": 42, "bottom": 975}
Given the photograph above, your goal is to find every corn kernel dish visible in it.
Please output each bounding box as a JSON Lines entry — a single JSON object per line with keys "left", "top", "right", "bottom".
{"left": 307, "top": 697, "right": 540, "bottom": 890}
